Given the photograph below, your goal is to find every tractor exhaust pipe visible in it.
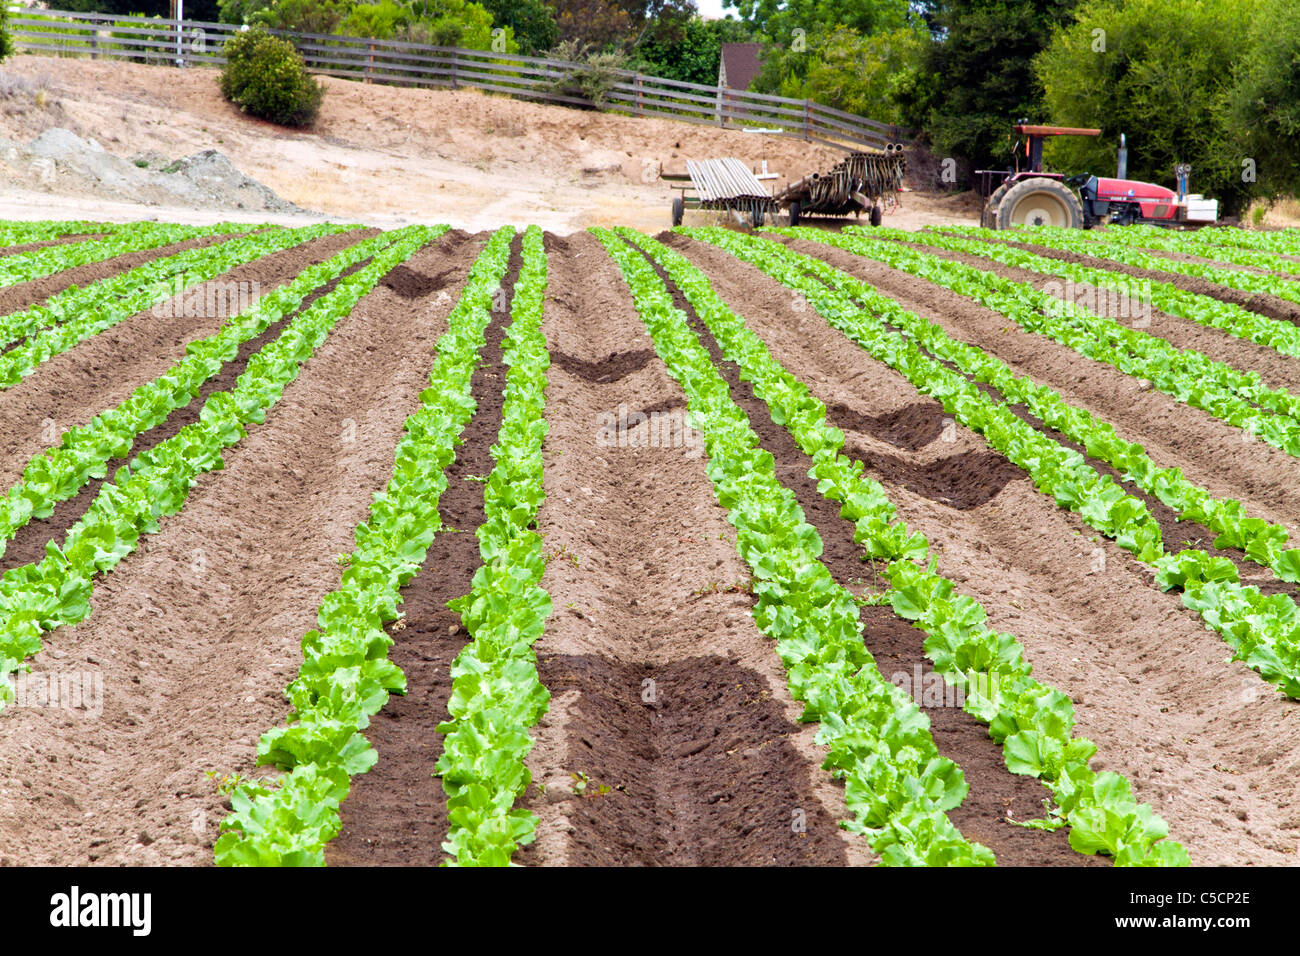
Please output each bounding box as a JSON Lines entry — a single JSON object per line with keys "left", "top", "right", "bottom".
{"left": 1116, "top": 133, "right": 1127, "bottom": 180}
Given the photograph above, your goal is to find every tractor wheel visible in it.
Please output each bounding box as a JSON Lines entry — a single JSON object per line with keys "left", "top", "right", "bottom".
{"left": 787, "top": 201, "right": 801, "bottom": 226}
{"left": 671, "top": 196, "right": 684, "bottom": 227}
{"left": 981, "top": 182, "right": 1011, "bottom": 229}
{"left": 993, "top": 177, "right": 1083, "bottom": 230}
{"left": 870, "top": 204, "right": 883, "bottom": 227}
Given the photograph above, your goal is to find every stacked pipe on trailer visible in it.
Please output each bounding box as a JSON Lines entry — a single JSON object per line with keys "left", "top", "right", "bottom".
{"left": 685, "top": 158, "right": 778, "bottom": 222}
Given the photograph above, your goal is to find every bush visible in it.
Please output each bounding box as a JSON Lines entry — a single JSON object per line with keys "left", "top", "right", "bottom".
{"left": 547, "top": 40, "right": 628, "bottom": 108}
{"left": 219, "top": 27, "right": 323, "bottom": 127}
{"left": 0, "top": 5, "right": 14, "bottom": 62}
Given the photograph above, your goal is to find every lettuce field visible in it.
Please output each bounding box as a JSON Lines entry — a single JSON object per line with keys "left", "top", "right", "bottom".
{"left": 2, "top": 218, "right": 1299, "bottom": 867}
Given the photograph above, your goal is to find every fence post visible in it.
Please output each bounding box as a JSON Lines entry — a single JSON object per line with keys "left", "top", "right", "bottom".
{"left": 450, "top": 53, "right": 458, "bottom": 89}
{"left": 366, "top": 42, "right": 373, "bottom": 83}
{"left": 804, "top": 99, "right": 812, "bottom": 142}
{"left": 635, "top": 74, "right": 643, "bottom": 117}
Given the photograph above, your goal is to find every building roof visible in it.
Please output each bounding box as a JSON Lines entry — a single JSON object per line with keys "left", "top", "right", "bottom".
{"left": 719, "top": 43, "right": 763, "bottom": 91}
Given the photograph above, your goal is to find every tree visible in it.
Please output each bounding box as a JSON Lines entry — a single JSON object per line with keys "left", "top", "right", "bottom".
{"left": 631, "top": 16, "right": 754, "bottom": 85}
{"left": 59, "top": 0, "right": 223, "bottom": 21}
{"left": 620, "top": 0, "right": 694, "bottom": 47}
{"left": 1227, "top": 0, "right": 1300, "bottom": 199}
{"left": 896, "top": 0, "right": 1080, "bottom": 178}
{"left": 726, "top": 0, "right": 911, "bottom": 44}
{"left": 236, "top": 0, "right": 350, "bottom": 32}
{"left": 732, "top": 0, "right": 918, "bottom": 122}
{"left": 0, "top": 4, "right": 11, "bottom": 62}
{"left": 403, "top": 0, "right": 506, "bottom": 48}
{"left": 1035, "top": 0, "right": 1255, "bottom": 213}
{"left": 761, "top": 24, "right": 924, "bottom": 125}
{"left": 553, "top": 0, "right": 694, "bottom": 51}
{"left": 477, "top": 0, "right": 555, "bottom": 54}
{"left": 552, "top": 0, "right": 631, "bottom": 49}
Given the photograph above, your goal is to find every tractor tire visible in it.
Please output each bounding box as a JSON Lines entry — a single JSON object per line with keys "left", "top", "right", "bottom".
{"left": 787, "top": 201, "right": 801, "bottom": 226}
{"left": 671, "top": 196, "right": 684, "bottom": 227}
{"left": 870, "top": 204, "right": 883, "bottom": 227}
{"left": 993, "top": 177, "right": 1083, "bottom": 230}
{"left": 981, "top": 182, "right": 1011, "bottom": 229}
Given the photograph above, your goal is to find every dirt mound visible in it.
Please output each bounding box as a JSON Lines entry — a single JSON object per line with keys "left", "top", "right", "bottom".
{"left": 0, "top": 125, "right": 309, "bottom": 215}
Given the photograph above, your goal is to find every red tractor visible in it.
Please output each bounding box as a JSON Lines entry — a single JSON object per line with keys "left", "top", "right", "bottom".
{"left": 977, "top": 123, "right": 1218, "bottom": 229}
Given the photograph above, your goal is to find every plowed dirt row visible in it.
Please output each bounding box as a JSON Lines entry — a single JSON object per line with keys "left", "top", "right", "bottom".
{"left": 1076, "top": 240, "right": 1278, "bottom": 276}
{"left": 672, "top": 235, "right": 1300, "bottom": 865}
{"left": 992, "top": 236, "right": 1300, "bottom": 326}
{"left": 654, "top": 240, "right": 1090, "bottom": 865}
{"left": 0, "top": 234, "right": 473, "bottom": 866}
{"left": 0, "top": 258, "right": 375, "bottom": 575}
{"left": 0, "top": 229, "right": 374, "bottom": 491}
{"left": 0, "top": 232, "right": 112, "bottom": 258}
{"left": 327, "top": 230, "right": 508, "bottom": 866}
{"left": 0, "top": 229, "right": 242, "bottom": 319}
{"left": 518, "top": 232, "right": 867, "bottom": 866}
{"left": 898, "top": 237, "right": 1300, "bottom": 403}
{"left": 784, "top": 237, "right": 1300, "bottom": 537}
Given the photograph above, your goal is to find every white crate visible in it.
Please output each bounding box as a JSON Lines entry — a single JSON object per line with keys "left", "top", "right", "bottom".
{"left": 1185, "top": 199, "right": 1218, "bottom": 222}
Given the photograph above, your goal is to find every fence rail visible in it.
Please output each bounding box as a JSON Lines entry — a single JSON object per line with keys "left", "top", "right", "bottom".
{"left": 9, "top": 6, "right": 908, "bottom": 151}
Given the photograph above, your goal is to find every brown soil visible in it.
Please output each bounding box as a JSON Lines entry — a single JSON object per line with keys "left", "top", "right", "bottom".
{"left": 899, "top": 236, "right": 1300, "bottom": 405}
{"left": 380, "top": 263, "right": 460, "bottom": 299}
{"left": 0, "top": 233, "right": 474, "bottom": 865}
{"left": 0, "top": 257, "right": 374, "bottom": 573}
{"left": 670, "top": 233, "right": 1300, "bottom": 866}
{"left": 831, "top": 401, "right": 947, "bottom": 452}
{"left": 529, "top": 653, "right": 849, "bottom": 865}
{"left": 549, "top": 348, "right": 657, "bottom": 384}
{"left": 985, "top": 234, "right": 1300, "bottom": 326}
{"left": 0, "top": 231, "right": 111, "bottom": 256}
{"left": 326, "top": 232, "right": 515, "bottom": 866}
{"left": 845, "top": 446, "right": 1025, "bottom": 511}
{"left": 0, "top": 228, "right": 375, "bottom": 491}
{"left": 519, "top": 231, "right": 867, "bottom": 867}
{"left": 646, "top": 242, "right": 1094, "bottom": 865}
{"left": 784, "top": 237, "right": 1300, "bottom": 542}
{"left": 0, "top": 228, "right": 247, "bottom": 320}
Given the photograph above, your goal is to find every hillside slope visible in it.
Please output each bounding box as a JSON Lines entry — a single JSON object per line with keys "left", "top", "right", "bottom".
{"left": 0, "top": 56, "right": 973, "bottom": 232}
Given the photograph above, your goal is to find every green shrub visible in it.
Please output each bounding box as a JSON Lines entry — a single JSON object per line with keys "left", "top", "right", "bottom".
{"left": 0, "top": 5, "right": 14, "bottom": 62}
{"left": 547, "top": 40, "right": 628, "bottom": 108}
{"left": 219, "top": 27, "right": 323, "bottom": 127}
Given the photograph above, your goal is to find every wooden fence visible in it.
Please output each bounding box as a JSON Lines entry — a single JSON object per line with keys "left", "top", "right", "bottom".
{"left": 9, "top": 6, "right": 906, "bottom": 151}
